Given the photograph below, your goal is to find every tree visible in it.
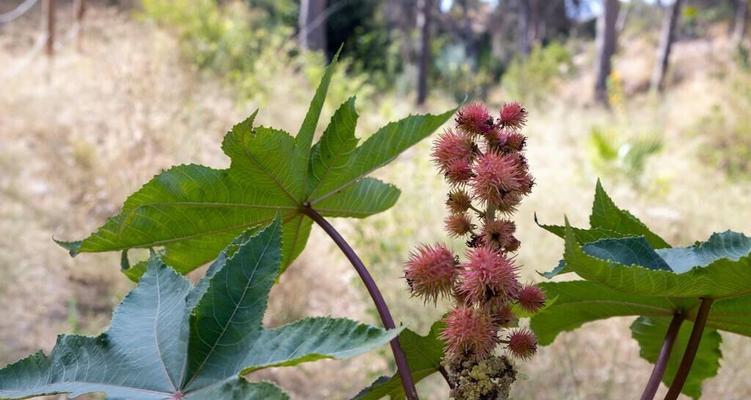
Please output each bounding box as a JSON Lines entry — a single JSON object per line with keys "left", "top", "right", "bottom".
{"left": 733, "top": 0, "right": 748, "bottom": 47}
{"left": 594, "top": 0, "right": 620, "bottom": 106}
{"left": 416, "top": 0, "right": 434, "bottom": 105}
{"left": 518, "top": 0, "right": 531, "bottom": 55}
{"left": 299, "top": 0, "right": 327, "bottom": 51}
{"left": 651, "top": 0, "right": 683, "bottom": 92}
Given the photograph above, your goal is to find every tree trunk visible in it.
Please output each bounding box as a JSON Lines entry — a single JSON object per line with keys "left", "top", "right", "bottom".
{"left": 530, "top": 0, "right": 542, "bottom": 47}
{"left": 299, "top": 0, "right": 327, "bottom": 52}
{"left": 416, "top": 0, "right": 433, "bottom": 105}
{"left": 460, "top": 0, "right": 477, "bottom": 62}
{"left": 650, "top": 0, "right": 683, "bottom": 92}
{"left": 616, "top": 2, "right": 630, "bottom": 34}
{"left": 385, "top": 0, "right": 417, "bottom": 63}
{"left": 73, "top": 0, "right": 85, "bottom": 51}
{"left": 43, "top": 0, "right": 56, "bottom": 57}
{"left": 518, "top": 0, "right": 531, "bottom": 55}
{"left": 594, "top": 0, "right": 620, "bottom": 106}
{"left": 733, "top": 0, "right": 748, "bottom": 47}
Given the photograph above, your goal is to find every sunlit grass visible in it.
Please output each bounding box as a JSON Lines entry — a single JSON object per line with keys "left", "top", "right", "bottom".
{"left": 1, "top": 3, "right": 750, "bottom": 399}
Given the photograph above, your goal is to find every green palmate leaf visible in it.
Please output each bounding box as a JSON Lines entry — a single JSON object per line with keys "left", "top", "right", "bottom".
{"left": 1, "top": 219, "right": 399, "bottom": 399}
{"left": 631, "top": 317, "right": 722, "bottom": 400}
{"left": 530, "top": 281, "right": 682, "bottom": 345}
{"left": 309, "top": 111, "right": 454, "bottom": 203}
{"left": 536, "top": 180, "right": 670, "bottom": 277}
{"left": 703, "top": 295, "right": 751, "bottom": 337}
{"left": 562, "top": 224, "right": 751, "bottom": 298}
{"left": 315, "top": 177, "right": 400, "bottom": 217}
{"left": 529, "top": 281, "right": 724, "bottom": 399}
{"left": 533, "top": 233, "right": 751, "bottom": 399}
{"left": 308, "top": 96, "right": 359, "bottom": 191}
{"left": 581, "top": 237, "right": 671, "bottom": 271}
{"left": 355, "top": 321, "right": 446, "bottom": 400}
{"left": 655, "top": 231, "right": 751, "bottom": 273}
{"left": 536, "top": 181, "right": 751, "bottom": 398}
{"left": 535, "top": 215, "right": 631, "bottom": 245}
{"left": 589, "top": 179, "right": 671, "bottom": 249}
{"left": 57, "top": 57, "right": 455, "bottom": 279}
{"left": 530, "top": 281, "right": 747, "bottom": 346}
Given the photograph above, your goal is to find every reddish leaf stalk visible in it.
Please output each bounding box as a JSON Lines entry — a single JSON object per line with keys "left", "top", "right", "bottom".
{"left": 664, "top": 298, "right": 714, "bottom": 400}
{"left": 640, "top": 312, "right": 685, "bottom": 400}
{"left": 302, "top": 205, "right": 419, "bottom": 400}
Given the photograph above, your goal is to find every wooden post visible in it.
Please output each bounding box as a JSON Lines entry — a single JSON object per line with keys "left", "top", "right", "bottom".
{"left": 73, "top": 0, "right": 85, "bottom": 50}
{"left": 43, "top": 0, "right": 56, "bottom": 57}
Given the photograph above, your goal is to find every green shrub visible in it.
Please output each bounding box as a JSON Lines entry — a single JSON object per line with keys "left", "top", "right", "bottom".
{"left": 694, "top": 71, "right": 751, "bottom": 180}
{"left": 140, "top": 0, "right": 294, "bottom": 99}
{"left": 501, "top": 42, "right": 572, "bottom": 105}
{"left": 587, "top": 125, "right": 663, "bottom": 185}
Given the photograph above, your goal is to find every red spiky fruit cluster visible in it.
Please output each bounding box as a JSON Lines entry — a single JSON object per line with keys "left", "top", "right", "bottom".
{"left": 407, "top": 102, "right": 544, "bottom": 363}
{"left": 404, "top": 244, "right": 458, "bottom": 304}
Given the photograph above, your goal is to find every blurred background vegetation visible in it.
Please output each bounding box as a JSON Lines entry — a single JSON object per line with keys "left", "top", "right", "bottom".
{"left": 0, "top": 0, "right": 750, "bottom": 398}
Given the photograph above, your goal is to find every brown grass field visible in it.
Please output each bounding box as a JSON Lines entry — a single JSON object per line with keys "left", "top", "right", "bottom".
{"left": 1, "top": 3, "right": 750, "bottom": 399}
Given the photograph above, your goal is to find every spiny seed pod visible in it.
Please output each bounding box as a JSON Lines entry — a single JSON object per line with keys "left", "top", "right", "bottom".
{"left": 497, "top": 130, "right": 527, "bottom": 152}
{"left": 456, "top": 103, "right": 495, "bottom": 136}
{"left": 445, "top": 158, "right": 474, "bottom": 185}
{"left": 446, "top": 213, "right": 473, "bottom": 237}
{"left": 504, "top": 235, "right": 521, "bottom": 252}
{"left": 471, "top": 152, "right": 526, "bottom": 208}
{"left": 432, "top": 129, "right": 475, "bottom": 170}
{"left": 442, "top": 306, "right": 499, "bottom": 361}
{"left": 446, "top": 189, "right": 473, "bottom": 213}
{"left": 404, "top": 243, "right": 458, "bottom": 303}
{"left": 499, "top": 102, "right": 527, "bottom": 130}
{"left": 490, "top": 303, "right": 516, "bottom": 327}
{"left": 406, "top": 100, "right": 539, "bottom": 368}
{"left": 517, "top": 284, "right": 545, "bottom": 313}
{"left": 517, "top": 173, "right": 535, "bottom": 196}
{"left": 506, "top": 328, "right": 537, "bottom": 360}
{"left": 458, "top": 246, "right": 520, "bottom": 305}
{"left": 481, "top": 219, "right": 516, "bottom": 250}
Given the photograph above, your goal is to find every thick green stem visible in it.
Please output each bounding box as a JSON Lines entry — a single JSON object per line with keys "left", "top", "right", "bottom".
{"left": 664, "top": 298, "right": 714, "bottom": 400}
{"left": 640, "top": 312, "right": 684, "bottom": 400}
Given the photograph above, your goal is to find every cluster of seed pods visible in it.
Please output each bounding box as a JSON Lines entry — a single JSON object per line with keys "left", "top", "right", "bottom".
{"left": 405, "top": 102, "right": 544, "bottom": 363}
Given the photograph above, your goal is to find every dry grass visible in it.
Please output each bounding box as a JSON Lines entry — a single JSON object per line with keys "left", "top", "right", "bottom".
{"left": 1, "top": 3, "right": 751, "bottom": 400}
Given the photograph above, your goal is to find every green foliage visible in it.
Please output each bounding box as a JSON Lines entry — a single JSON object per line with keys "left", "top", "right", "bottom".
{"left": 435, "top": 44, "right": 494, "bottom": 102}
{"left": 57, "top": 58, "right": 454, "bottom": 279}
{"left": 140, "top": 0, "right": 377, "bottom": 105}
{"left": 632, "top": 317, "right": 722, "bottom": 400}
{"left": 0, "top": 219, "right": 400, "bottom": 399}
{"left": 532, "top": 181, "right": 751, "bottom": 399}
{"left": 246, "top": 0, "right": 298, "bottom": 28}
{"left": 140, "top": 0, "right": 294, "bottom": 101}
{"left": 587, "top": 126, "right": 663, "bottom": 185}
{"left": 300, "top": 52, "right": 377, "bottom": 116}
{"left": 537, "top": 179, "right": 670, "bottom": 277}
{"left": 501, "top": 42, "right": 572, "bottom": 105}
{"left": 694, "top": 70, "right": 751, "bottom": 180}
{"left": 355, "top": 321, "right": 446, "bottom": 400}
